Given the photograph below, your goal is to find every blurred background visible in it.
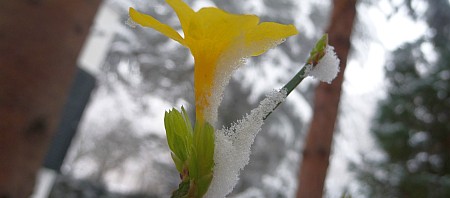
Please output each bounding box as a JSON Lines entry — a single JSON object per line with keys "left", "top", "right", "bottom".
{"left": 1, "top": 0, "right": 449, "bottom": 197}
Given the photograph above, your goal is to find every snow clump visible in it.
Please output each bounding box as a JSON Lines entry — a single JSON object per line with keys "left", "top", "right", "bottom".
{"left": 307, "top": 45, "right": 340, "bottom": 83}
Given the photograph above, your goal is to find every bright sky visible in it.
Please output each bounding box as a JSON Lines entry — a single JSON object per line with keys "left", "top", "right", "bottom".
{"left": 344, "top": 0, "right": 427, "bottom": 95}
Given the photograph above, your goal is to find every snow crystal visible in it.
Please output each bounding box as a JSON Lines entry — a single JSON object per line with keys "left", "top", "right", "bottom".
{"left": 202, "top": 44, "right": 248, "bottom": 125}
{"left": 204, "top": 89, "right": 287, "bottom": 198}
{"left": 203, "top": 38, "right": 286, "bottom": 125}
{"left": 307, "top": 45, "right": 340, "bottom": 83}
{"left": 126, "top": 17, "right": 137, "bottom": 28}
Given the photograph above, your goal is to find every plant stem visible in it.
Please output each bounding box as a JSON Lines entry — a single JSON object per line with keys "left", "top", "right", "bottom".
{"left": 263, "top": 64, "right": 309, "bottom": 120}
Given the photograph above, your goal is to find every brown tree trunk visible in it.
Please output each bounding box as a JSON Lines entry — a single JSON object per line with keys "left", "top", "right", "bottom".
{"left": 0, "top": 1, "right": 101, "bottom": 197}
{"left": 296, "top": 0, "right": 357, "bottom": 197}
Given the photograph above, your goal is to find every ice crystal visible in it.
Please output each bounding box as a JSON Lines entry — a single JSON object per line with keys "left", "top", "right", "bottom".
{"left": 205, "top": 89, "right": 287, "bottom": 198}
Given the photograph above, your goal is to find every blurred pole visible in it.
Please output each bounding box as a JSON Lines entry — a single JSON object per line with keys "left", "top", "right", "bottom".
{"left": 32, "top": 68, "right": 96, "bottom": 198}
{"left": 0, "top": 0, "right": 102, "bottom": 197}
{"left": 43, "top": 68, "right": 96, "bottom": 172}
{"left": 296, "top": 0, "right": 357, "bottom": 197}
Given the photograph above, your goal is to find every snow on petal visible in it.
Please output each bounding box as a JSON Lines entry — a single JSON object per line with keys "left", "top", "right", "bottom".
{"left": 129, "top": 0, "right": 297, "bottom": 124}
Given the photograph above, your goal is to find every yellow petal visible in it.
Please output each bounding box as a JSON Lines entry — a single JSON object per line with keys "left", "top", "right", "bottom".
{"left": 187, "top": 7, "right": 259, "bottom": 43}
{"left": 165, "top": 0, "right": 194, "bottom": 34}
{"left": 191, "top": 40, "right": 220, "bottom": 122}
{"left": 129, "top": 7, "right": 186, "bottom": 46}
{"left": 245, "top": 22, "right": 298, "bottom": 56}
{"left": 185, "top": 9, "right": 261, "bottom": 122}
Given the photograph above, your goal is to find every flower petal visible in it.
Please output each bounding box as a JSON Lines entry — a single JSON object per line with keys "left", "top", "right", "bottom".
{"left": 129, "top": 7, "right": 186, "bottom": 46}
{"left": 165, "top": 0, "right": 194, "bottom": 34}
{"left": 245, "top": 22, "right": 298, "bottom": 56}
{"left": 187, "top": 7, "right": 259, "bottom": 44}
{"left": 184, "top": 8, "right": 261, "bottom": 123}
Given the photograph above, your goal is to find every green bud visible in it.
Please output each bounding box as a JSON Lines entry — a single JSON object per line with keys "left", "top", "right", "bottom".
{"left": 306, "top": 33, "right": 328, "bottom": 66}
{"left": 191, "top": 121, "right": 214, "bottom": 197}
{"left": 164, "top": 107, "right": 193, "bottom": 173}
{"left": 164, "top": 107, "right": 215, "bottom": 198}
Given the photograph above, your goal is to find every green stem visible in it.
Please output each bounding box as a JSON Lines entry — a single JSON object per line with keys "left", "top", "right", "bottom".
{"left": 283, "top": 64, "right": 309, "bottom": 96}
{"left": 263, "top": 64, "right": 309, "bottom": 120}
{"left": 262, "top": 34, "right": 328, "bottom": 120}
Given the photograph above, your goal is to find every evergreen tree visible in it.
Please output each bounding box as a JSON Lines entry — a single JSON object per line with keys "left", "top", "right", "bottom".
{"left": 357, "top": 0, "right": 450, "bottom": 197}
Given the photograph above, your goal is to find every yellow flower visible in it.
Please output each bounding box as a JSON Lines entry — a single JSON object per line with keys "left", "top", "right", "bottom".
{"left": 129, "top": 0, "right": 297, "bottom": 124}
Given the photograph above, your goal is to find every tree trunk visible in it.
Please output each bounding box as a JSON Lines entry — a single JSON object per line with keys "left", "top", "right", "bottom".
{"left": 0, "top": 1, "right": 101, "bottom": 197}
{"left": 296, "top": 0, "right": 357, "bottom": 197}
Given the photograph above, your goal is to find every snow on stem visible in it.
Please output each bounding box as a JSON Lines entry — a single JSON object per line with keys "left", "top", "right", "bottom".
{"left": 206, "top": 34, "right": 340, "bottom": 198}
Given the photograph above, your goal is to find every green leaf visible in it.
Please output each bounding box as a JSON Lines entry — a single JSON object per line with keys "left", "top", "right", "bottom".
{"left": 190, "top": 121, "right": 215, "bottom": 197}
{"left": 180, "top": 106, "right": 193, "bottom": 135}
{"left": 164, "top": 108, "right": 193, "bottom": 173}
{"left": 171, "top": 152, "right": 184, "bottom": 173}
{"left": 193, "top": 121, "right": 214, "bottom": 175}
